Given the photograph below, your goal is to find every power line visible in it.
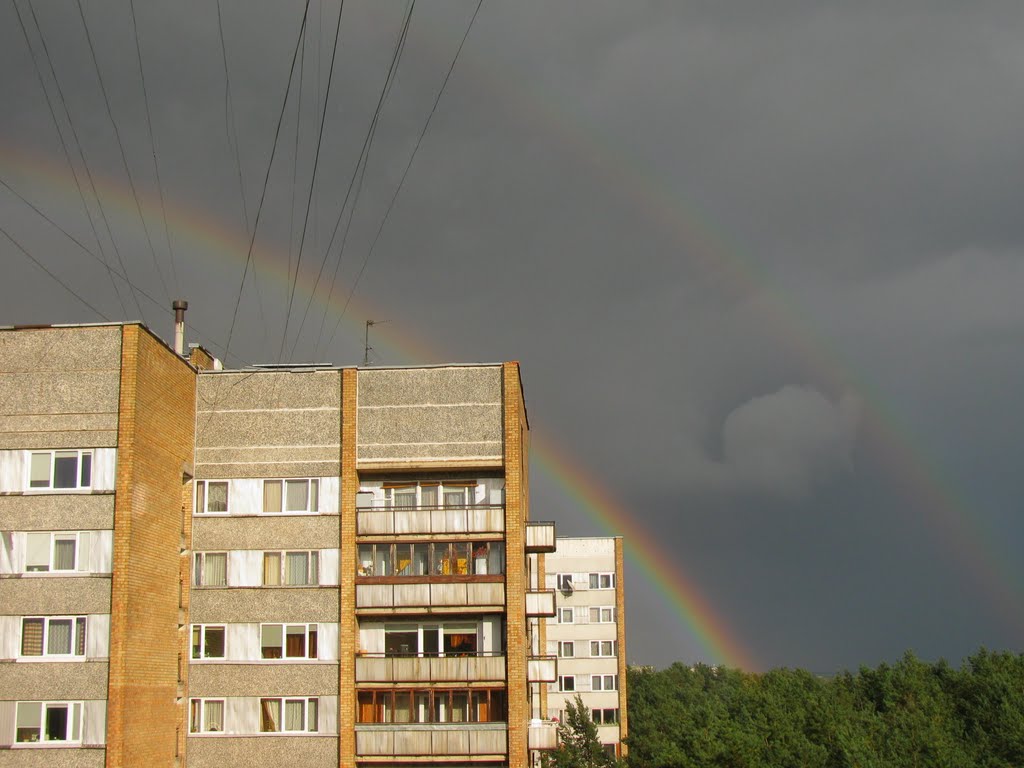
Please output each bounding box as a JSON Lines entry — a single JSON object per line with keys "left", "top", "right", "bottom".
{"left": 325, "top": 0, "right": 483, "bottom": 352}
{"left": 305, "top": 1, "right": 417, "bottom": 359}
{"left": 0, "top": 174, "right": 246, "bottom": 365}
{"left": 128, "top": 0, "right": 180, "bottom": 295}
{"left": 77, "top": 0, "right": 172, "bottom": 305}
{"left": 277, "top": 0, "right": 347, "bottom": 361}
{"left": 223, "top": 0, "right": 312, "bottom": 366}
{"left": 14, "top": 0, "right": 130, "bottom": 318}
{"left": 1, "top": 225, "right": 110, "bottom": 321}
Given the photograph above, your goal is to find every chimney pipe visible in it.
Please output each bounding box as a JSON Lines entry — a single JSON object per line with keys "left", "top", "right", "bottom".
{"left": 172, "top": 299, "right": 188, "bottom": 355}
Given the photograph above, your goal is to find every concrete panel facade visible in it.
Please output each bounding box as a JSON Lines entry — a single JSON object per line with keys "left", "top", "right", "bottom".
{"left": 186, "top": 736, "right": 337, "bottom": 768}
{"left": 0, "top": 494, "right": 114, "bottom": 532}
{"left": 188, "top": 663, "right": 339, "bottom": 697}
{"left": 193, "top": 516, "right": 340, "bottom": 551}
{"left": 0, "top": 661, "right": 108, "bottom": 700}
{"left": 0, "top": 577, "right": 110, "bottom": 615}
{"left": 0, "top": 749, "right": 106, "bottom": 767}
{"left": 190, "top": 589, "right": 340, "bottom": 624}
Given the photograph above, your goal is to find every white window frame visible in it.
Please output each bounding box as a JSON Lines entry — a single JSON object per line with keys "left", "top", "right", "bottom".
{"left": 558, "top": 608, "right": 574, "bottom": 624}
{"left": 14, "top": 701, "right": 82, "bottom": 744}
{"left": 260, "top": 623, "right": 319, "bottom": 660}
{"left": 589, "top": 606, "right": 616, "bottom": 624}
{"left": 263, "top": 550, "right": 320, "bottom": 586}
{"left": 382, "top": 482, "right": 478, "bottom": 509}
{"left": 590, "top": 640, "right": 616, "bottom": 658}
{"left": 558, "top": 641, "right": 575, "bottom": 658}
{"left": 189, "top": 698, "right": 225, "bottom": 733}
{"left": 20, "top": 616, "right": 87, "bottom": 659}
{"left": 191, "top": 625, "right": 226, "bottom": 660}
{"left": 555, "top": 573, "right": 573, "bottom": 591}
{"left": 193, "top": 552, "right": 228, "bottom": 587}
{"left": 558, "top": 675, "right": 576, "bottom": 692}
{"left": 592, "top": 708, "right": 619, "bottom": 725}
{"left": 259, "top": 697, "right": 319, "bottom": 733}
{"left": 195, "top": 480, "right": 229, "bottom": 514}
{"left": 591, "top": 674, "right": 618, "bottom": 691}
{"left": 24, "top": 532, "right": 89, "bottom": 573}
{"left": 588, "top": 572, "right": 615, "bottom": 590}
{"left": 261, "top": 478, "right": 320, "bottom": 514}
{"left": 26, "top": 450, "right": 93, "bottom": 492}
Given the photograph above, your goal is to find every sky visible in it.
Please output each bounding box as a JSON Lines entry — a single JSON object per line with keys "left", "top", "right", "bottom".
{"left": 2, "top": 0, "right": 1023, "bottom": 674}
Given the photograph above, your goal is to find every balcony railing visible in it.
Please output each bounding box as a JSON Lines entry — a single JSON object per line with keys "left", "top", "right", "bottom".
{"left": 527, "top": 655, "right": 557, "bottom": 683}
{"left": 525, "top": 521, "right": 556, "bottom": 553}
{"left": 528, "top": 719, "right": 559, "bottom": 751}
{"left": 357, "top": 581, "right": 506, "bottom": 610}
{"left": 356, "top": 723, "right": 508, "bottom": 757}
{"left": 525, "top": 589, "right": 556, "bottom": 617}
{"left": 357, "top": 503, "right": 505, "bottom": 535}
{"left": 357, "top": 653, "right": 506, "bottom": 683}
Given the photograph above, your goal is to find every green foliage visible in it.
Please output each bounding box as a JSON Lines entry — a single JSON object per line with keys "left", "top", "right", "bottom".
{"left": 544, "top": 695, "right": 620, "bottom": 768}
{"left": 625, "top": 649, "right": 1024, "bottom": 768}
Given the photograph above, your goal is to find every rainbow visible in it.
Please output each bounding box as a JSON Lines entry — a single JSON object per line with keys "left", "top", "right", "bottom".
{"left": 5, "top": 19, "right": 1022, "bottom": 667}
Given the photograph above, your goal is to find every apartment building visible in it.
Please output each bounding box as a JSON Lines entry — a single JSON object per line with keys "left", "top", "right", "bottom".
{"left": 0, "top": 320, "right": 573, "bottom": 768}
{"left": 541, "top": 537, "right": 628, "bottom": 758}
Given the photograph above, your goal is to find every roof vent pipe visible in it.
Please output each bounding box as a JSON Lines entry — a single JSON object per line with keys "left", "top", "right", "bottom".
{"left": 172, "top": 299, "right": 188, "bottom": 355}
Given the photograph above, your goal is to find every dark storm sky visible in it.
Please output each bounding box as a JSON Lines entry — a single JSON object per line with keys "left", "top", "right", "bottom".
{"left": 2, "top": 1, "right": 1023, "bottom": 672}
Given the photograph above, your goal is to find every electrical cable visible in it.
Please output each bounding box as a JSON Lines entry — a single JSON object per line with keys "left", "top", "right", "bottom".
{"left": 325, "top": 0, "right": 484, "bottom": 352}
{"left": 222, "top": 1, "right": 312, "bottom": 366}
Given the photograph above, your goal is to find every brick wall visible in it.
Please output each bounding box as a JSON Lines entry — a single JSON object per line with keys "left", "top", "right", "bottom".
{"left": 338, "top": 369, "right": 357, "bottom": 768}
{"left": 107, "top": 325, "right": 197, "bottom": 768}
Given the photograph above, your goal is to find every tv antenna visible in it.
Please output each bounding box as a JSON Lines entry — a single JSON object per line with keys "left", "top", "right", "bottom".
{"left": 363, "top": 319, "right": 389, "bottom": 366}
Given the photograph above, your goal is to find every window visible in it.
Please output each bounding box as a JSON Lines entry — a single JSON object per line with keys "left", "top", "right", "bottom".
{"left": 558, "top": 641, "right": 575, "bottom": 658}
{"left": 189, "top": 699, "right": 224, "bottom": 733}
{"left": 590, "top": 640, "right": 617, "bottom": 658}
{"left": 383, "top": 622, "right": 479, "bottom": 657}
{"left": 556, "top": 573, "right": 573, "bottom": 591}
{"left": 263, "top": 551, "right": 319, "bottom": 586}
{"left": 382, "top": 481, "right": 478, "bottom": 510}
{"left": 357, "top": 541, "right": 504, "bottom": 577}
{"left": 15, "top": 701, "right": 82, "bottom": 743}
{"left": 260, "top": 697, "right": 318, "bottom": 732}
{"left": 589, "top": 607, "right": 616, "bottom": 624}
{"left": 261, "top": 624, "right": 318, "bottom": 660}
{"left": 191, "top": 625, "right": 225, "bottom": 659}
{"left": 558, "top": 675, "right": 575, "bottom": 692}
{"left": 558, "top": 608, "right": 574, "bottom": 624}
{"left": 262, "top": 479, "right": 319, "bottom": 514}
{"left": 193, "top": 552, "right": 227, "bottom": 587}
{"left": 21, "top": 617, "right": 86, "bottom": 658}
{"left": 195, "top": 481, "right": 228, "bottom": 514}
{"left": 592, "top": 674, "right": 618, "bottom": 691}
{"left": 592, "top": 709, "right": 619, "bottom": 725}
{"left": 357, "top": 689, "right": 506, "bottom": 724}
{"left": 589, "top": 572, "right": 615, "bottom": 590}
{"left": 28, "top": 450, "right": 92, "bottom": 490}
{"left": 25, "top": 532, "right": 88, "bottom": 573}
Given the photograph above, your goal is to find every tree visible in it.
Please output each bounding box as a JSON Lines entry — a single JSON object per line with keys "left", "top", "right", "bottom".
{"left": 543, "top": 695, "right": 618, "bottom": 768}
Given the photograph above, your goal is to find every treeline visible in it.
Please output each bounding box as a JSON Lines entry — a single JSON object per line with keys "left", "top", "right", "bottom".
{"left": 626, "top": 649, "right": 1024, "bottom": 768}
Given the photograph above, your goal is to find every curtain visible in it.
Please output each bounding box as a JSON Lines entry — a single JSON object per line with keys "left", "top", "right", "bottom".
{"left": 207, "top": 482, "right": 228, "bottom": 512}
{"left": 204, "top": 700, "right": 223, "bottom": 732}
{"left": 285, "top": 480, "right": 307, "bottom": 512}
{"left": 261, "top": 625, "right": 283, "bottom": 659}
{"left": 75, "top": 618, "right": 86, "bottom": 656}
{"left": 285, "top": 552, "right": 308, "bottom": 585}
{"left": 420, "top": 486, "right": 437, "bottom": 508}
{"left": 263, "top": 553, "right": 281, "bottom": 586}
{"left": 285, "top": 626, "right": 306, "bottom": 658}
{"left": 25, "top": 533, "right": 50, "bottom": 571}
{"left": 53, "top": 537, "right": 75, "bottom": 570}
{"left": 47, "top": 619, "right": 72, "bottom": 655}
{"left": 284, "top": 700, "right": 304, "bottom": 731}
{"left": 263, "top": 481, "right": 282, "bottom": 513}
{"left": 29, "top": 453, "right": 50, "bottom": 487}
{"left": 260, "top": 699, "right": 280, "bottom": 732}
{"left": 21, "top": 619, "right": 43, "bottom": 656}
{"left": 205, "top": 554, "right": 227, "bottom": 586}
{"left": 309, "top": 479, "right": 319, "bottom": 512}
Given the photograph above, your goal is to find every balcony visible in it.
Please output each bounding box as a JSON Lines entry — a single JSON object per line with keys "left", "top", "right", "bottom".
{"left": 357, "top": 581, "right": 505, "bottom": 612}
{"left": 357, "top": 654, "right": 506, "bottom": 683}
{"left": 357, "top": 504, "right": 505, "bottom": 535}
{"left": 527, "top": 655, "right": 557, "bottom": 683}
{"left": 356, "top": 723, "right": 507, "bottom": 758}
{"left": 528, "top": 719, "right": 559, "bottom": 751}
{"left": 525, "top": 589, "right": 556, "bottom": 617}
{"left": 525, "top": 521, "right": 556, "bottom": 553}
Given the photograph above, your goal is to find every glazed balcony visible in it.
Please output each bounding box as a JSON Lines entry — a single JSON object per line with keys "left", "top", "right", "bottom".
{"left": 356, "top": 653, "right": 506, "bottom": 684}
{"left": 357, "top": 503, "right": 505, "bottom": 536}
{"left": 356, "top": 580, "right": 505, "bottom": 612}
{"left": 525, "top": 521, "right": 556, "bottom": 553}
{"left": 525, "top": 589, "right": 556, "bottom": 617}
{"left": 527, "top": 655, "right": 557, "bottom": 683}
{"left": 528, "top": 719, "right": 559, "bottom": 751}
{"left": 355, "top": 723, "right": 507, "bottom": 759}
